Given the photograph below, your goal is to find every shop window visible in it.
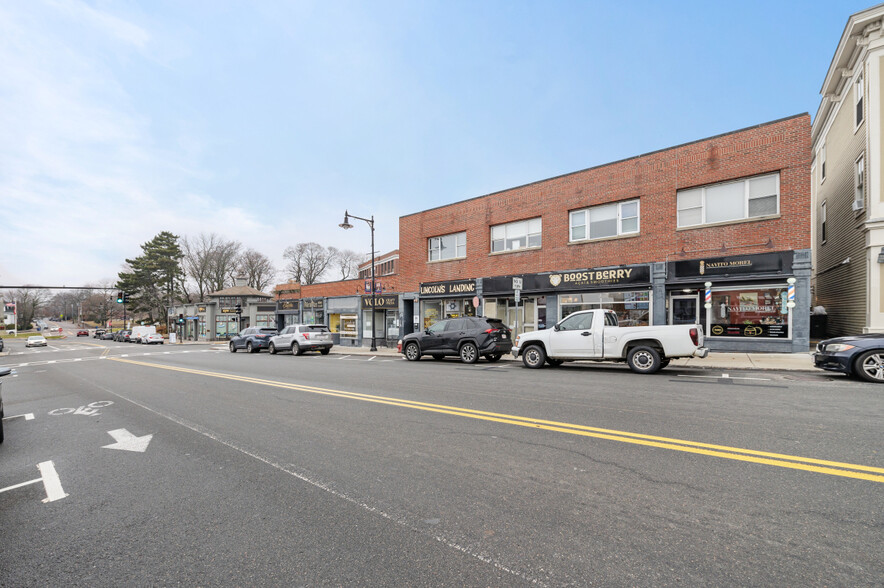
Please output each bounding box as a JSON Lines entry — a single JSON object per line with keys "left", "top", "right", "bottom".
{"left": 708, "top": 286, "right": 790, "bottom": 338}
{"left": 491, "top": 218, "right": 541, "bottom": 253}
{"left": 339, "top": 315, "right": 357, "bottom": 338}
{"left": 677, "top": 172, "right": 779, "bottom": 228}
{"left": 559, "top": 291, "right": 650, "bottom": 327}
{"left": 421, "top": 300, "right": 443, "bottom": 329}
{"left": 429, "top": 232, "right": 466, "bottom": 261}
{"left": 570, "top": 199, "right": 640, "bottom": 241}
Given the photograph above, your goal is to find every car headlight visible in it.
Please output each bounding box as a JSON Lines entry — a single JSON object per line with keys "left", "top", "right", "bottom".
{"left": 825, "top": 344, "right": 856, "bottom": 353}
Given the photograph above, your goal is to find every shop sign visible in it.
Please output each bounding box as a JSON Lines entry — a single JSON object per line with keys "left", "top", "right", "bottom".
{"left": 362, "top": 294, "right": 399, "bottom": 309}
{"left": 278, "top": 301, "right": 297, "bottom": 310}
{"left": 303, "top": 298, "right": 324, "bottom": 310}
{"left": 220, "top": 308, "right": 238, "bottom": 314}
{"left": 419, "top": 279, "right": 477, "bottom": 297}
{"left": 483, "top": 264, "right": 650, "bottom": 294}
{"left": 709, "top": 324, "right": 788, "bottom": 338}
{"left": 670, "top": 252, "right": 792, "bottom": 279}
{"left": 198, "top": 306, "right": 206, "bottom": 312}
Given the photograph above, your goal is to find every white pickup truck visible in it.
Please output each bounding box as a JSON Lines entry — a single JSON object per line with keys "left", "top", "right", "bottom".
{"left": 511, "top": 309, "right": 708, "bottom": 373}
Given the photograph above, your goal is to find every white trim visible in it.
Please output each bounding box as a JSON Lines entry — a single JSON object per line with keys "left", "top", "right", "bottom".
{"left": 569, "top": 199, "right": 641, "bottom": 242}
{"left": 676, "top": 172, "right": 780, "bottom": 228}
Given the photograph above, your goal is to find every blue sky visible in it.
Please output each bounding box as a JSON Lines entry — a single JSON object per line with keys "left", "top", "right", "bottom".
{"left": 0, "top": 0, "right": 874, "bottom": 286}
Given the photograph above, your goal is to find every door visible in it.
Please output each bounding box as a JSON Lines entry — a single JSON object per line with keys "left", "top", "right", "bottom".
{"left": 670, "top": 295, "right": 699, "bottom": 325}
{"left": 548, "top": 313, "right": 596, "bottom": 358}
{"left": 420, "top": 320, "right": 448, "bottom": 353}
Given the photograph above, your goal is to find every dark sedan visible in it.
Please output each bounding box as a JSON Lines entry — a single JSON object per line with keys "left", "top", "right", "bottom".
{"left": 814, "top": 334, "right": 884, "bottom": 383}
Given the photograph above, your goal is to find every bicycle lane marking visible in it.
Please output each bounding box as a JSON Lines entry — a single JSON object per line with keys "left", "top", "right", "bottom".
{"left": 106, "top": 356, "right": 884, "bottom": 483}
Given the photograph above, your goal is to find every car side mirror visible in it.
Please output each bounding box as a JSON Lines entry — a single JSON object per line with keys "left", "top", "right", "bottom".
{"left": 554, "top": 324, "right": 561, "bottom": 331}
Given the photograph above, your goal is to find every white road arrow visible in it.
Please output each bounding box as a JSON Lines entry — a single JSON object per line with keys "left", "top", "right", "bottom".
{"left": 102, "top": 428, "right": 153, "bottom": 453}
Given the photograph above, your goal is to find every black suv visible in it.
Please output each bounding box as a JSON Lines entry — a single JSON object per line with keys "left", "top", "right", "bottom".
{"left": 398, "top": 317, "right": 512, "bottom": 364}
{"left": 229, "top": 327, "right": 279, "bottom": 353}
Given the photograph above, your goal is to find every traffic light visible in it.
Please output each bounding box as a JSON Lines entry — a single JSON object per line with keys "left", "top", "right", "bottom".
{"left": 178, "top": 314, "right": 184, "bottom": 325}
{"left": 116, "top": 291, "right": 123, "bottom": 303}
{"left": 235, "top": 303, "right": 242, "bottom": 314}
{"left": 123, "top": 292, "right": 130, "bottom": 303}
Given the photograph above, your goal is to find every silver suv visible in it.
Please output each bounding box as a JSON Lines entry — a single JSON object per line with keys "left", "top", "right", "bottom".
{"left": 269, "top": 324, "right": 333, "bottom": 356}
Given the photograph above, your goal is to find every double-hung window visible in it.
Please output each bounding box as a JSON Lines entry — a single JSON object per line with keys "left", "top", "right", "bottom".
{"left": 570, "top": 199, "right": 640, "bottom": 241}
{"left": 856, "top": 75, "right": 864, "bottom": 127}
{"left": 855, "top": 155, "right": 865, "bottom": 210}
{"left": 491, "top": 218, "right": 541, "bottom": 253}
{"left": 428, "top": 231, "right": 466, "bottom": 261}
{"left": 676, "top": 172, "right": 779, "bottom": 228}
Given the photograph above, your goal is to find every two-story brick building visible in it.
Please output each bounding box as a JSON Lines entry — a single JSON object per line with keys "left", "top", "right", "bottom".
{"left": 398, "top": 114, "right": 812, "bottom": 352}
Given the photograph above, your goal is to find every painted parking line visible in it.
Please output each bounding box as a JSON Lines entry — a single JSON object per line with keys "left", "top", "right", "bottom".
{"left": 107, "top": 356, "right": 884, "bottom": 484}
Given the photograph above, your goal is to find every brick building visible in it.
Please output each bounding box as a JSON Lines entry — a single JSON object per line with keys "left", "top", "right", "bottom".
{"left": 399, "top": 114, "right": 812, "bottom": 352}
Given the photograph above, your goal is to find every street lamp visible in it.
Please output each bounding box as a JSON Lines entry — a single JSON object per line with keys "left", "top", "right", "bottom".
{"left": 339, "top": 210, "right": 377, "bottom": 351}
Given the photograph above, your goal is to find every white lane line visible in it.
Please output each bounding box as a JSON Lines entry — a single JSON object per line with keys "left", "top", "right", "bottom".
{"left": 2, "top": 413, "right": 34, "bottom": 421}
{"left": 677, "top": 374, "right": 771, "bottom": 381}
{"left": 0, "top": 478, "right": 42, "bottom": 494}
{"left": 38, "top": 461, "right": 68, "bottom": 502}
{"left": 367, "top": 356, "right": 375, "bottom": 361}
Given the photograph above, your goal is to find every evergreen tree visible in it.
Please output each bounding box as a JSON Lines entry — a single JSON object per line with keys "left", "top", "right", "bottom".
{"left": 117, "top": 231, "right": 184, "bottom": 322}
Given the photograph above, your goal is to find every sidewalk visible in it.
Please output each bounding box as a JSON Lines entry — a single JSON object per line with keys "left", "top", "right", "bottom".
{"left": 325, "top": 344, "right": 818, "bottom": 372}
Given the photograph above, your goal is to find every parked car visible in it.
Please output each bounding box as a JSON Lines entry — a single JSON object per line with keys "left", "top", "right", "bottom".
{"left": 512, "top": 309, "right": 708, "bottom": 373}
{"left": 0, "top": 366, "right": 9, "bottom": 443}
{"left": 229, "top": 327, "right": 278, "bottom": 353}
{"left": 100, "top": 331, "right": 116, "bottom": 340}
{"left": 141, "top": 333, "right": 165, "bottom": 345}
{"left": 114, "top": 330, "right": 131, "bottom": 342}
{"left": 76, "top": 330, "right": 89, "bottom": 337}
{"left": 26, "top": 335, "right": 48, "bottom": 348}
{"left": 93, "top": 329, "right": 106, "bottom": 338}
{"left": 269, "top": 324, "right": 333, "bottom": 355}
{"left": 130, "top": 326, "right": 157, "bottom": 344}
{"left": 398, "top": 317, "right": 513, "bottom": 364}
{"left": 813, "top": 334, "right": 884, "bottom": 383}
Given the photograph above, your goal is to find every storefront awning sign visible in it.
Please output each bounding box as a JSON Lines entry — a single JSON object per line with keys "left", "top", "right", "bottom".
{"left": 483, "top": 265, "right": 650, "bottom": 294}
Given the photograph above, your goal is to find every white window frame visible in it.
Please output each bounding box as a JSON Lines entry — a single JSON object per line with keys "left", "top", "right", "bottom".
{"left": 569, "top": 199, "right": 640, "bottom": 242}
{"left": 490, "top": 218, "right": 542, "bottom": 253}
{"left": 820, "top": 201, "right": 827, "bottom": 244}
{"left": 820, "top": 144, "right": 826, "bottom": 182}
{"left": 856, "top": 74, "right": 864, "bottom": 129}
{"left": 428, "top": 231, "right": 466, "bottom": 262}
{"left": 676, "top": 172, "right": 780, "bottom": 229}
{"left": 855, "top": 155, "right": 865, "bottom": 210}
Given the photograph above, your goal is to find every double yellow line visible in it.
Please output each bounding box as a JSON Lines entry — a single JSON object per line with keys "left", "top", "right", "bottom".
{"left": 108, "top": 357, "right": 884, "bottom": 483}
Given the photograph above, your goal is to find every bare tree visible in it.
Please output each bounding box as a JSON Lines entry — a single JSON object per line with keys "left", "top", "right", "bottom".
{"left": 182, "top": 233, "right": 242, "bottom": 299}
{"left": 3, "top": 288, "right": 48, "bottom": 330}
{"left": 328, "top": 247, "right": 364, "bottom": 280}
{"left": 237, "top": 249, "right": 276, "bottom": 291}
{"left": 282, "top": 242, "right": 335, "bottom": 285}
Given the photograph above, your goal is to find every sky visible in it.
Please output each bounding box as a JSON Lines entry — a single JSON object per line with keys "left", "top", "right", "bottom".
{"left": 0, "top": 0, "right": 875, "bottom": 288}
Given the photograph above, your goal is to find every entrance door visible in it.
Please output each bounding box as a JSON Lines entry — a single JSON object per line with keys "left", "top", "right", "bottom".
{"left": 670, "top": 295, "right": 699, "bottom": 325}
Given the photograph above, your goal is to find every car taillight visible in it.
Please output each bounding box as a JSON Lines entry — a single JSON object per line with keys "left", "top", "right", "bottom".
{"left": 485, "top": 328, "right": 499, "bottom": 334}
{"left": 689, "top": 328, "right": 699, "bottom": 346}
{"left": 302, "top": 333, "right": 310, "bottom": 340}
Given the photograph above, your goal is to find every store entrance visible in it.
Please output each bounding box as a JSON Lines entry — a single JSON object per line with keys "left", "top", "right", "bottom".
{"left": 670, "top": 294, "right": 699, "bottom": 325}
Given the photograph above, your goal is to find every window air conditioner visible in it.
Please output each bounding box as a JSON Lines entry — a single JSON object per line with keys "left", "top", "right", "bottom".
{"left": 852, "top": 200, "right": 864, "bottom": 211}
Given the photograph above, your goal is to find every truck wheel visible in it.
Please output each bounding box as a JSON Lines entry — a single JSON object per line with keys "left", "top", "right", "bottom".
{"left": 404, "top": 342, "right": 421, "bottom": 361}
{"left": 546, "top": 358, "right": 563, "bottom": 367}
{"left": 459, "top": 342, "right": 478, "bottom": 364}
{"left": 627, "top": 346, "right": 662, "bottom": 374}
{"left": 522, "top": 345, "right": 546, "bottom": 369}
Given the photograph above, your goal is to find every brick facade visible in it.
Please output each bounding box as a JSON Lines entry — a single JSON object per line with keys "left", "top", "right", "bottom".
{"left": 399, "top": 114, "right": 811, "bottom": 292}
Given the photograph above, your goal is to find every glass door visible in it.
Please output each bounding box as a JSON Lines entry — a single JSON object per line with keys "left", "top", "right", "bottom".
{"left": 670, "top": 295, "right": 699, "bottom": 325}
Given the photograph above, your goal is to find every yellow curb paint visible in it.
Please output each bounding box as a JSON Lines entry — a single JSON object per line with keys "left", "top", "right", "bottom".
{"left": 107, "top": 357, "right": 884, "bottom": 483}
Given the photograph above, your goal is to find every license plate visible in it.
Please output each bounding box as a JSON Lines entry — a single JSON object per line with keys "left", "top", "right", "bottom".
{"left": 502, "top": 333, "right": 507, "bottom": 339}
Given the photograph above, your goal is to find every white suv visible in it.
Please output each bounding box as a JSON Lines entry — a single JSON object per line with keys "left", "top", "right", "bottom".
{"left": 269, "top": 325, "right": 333, "bottom": 356}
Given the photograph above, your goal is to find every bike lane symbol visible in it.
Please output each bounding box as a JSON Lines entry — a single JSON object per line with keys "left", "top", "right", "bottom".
{"left": 49, "top": 400, "right": 114, "bottom": 417}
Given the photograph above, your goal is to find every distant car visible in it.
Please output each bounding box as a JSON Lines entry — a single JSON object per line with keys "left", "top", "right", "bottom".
{"left": 229, "top": 327, "right": 278, "bottom": 353}
{"left": 141, "top": 333, "right": 165, "bottom": 345}
{"left": 26, "top": 335, "right": 48, "bottom": 348}
{"left": 93, "top": 329, "right": 106, "bottom": 338}
{"left": 100, "top": 332, "right": 116, "bottom": 340}
{"left": 269, "top": 324, "right": 333, "bottom": 355}
{"left": 114, "top": 330, "right": 131, "bottom": 342}
{"left": 814, "top": 334, "right": 884, "bottom": 383}
{"left": 398, "top": 317, "right": 513, "bottom": 364}
{"left": 76, "top": 330, "right": 88, "bottom": 337}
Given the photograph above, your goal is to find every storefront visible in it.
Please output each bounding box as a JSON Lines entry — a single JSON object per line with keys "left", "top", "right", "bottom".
{"left": 481, "top": 264, "right": 652, "bottom": 338}
{"left": 666, "top": 250, "right": 811, "bottom": 352}
{"left": 276, "top": 300, "right": 300, "bottom": 328}
{"left": 418, "top": 279, "right": 478, "bottom": 329}
{"left": 326, "top": 296, "right": 360, "bottom": 347}
{"left": 362, "top": 294, "right": 399, "bottom": 347}
{"left": 302, "top": 298, "right": 325, "bottom": 326}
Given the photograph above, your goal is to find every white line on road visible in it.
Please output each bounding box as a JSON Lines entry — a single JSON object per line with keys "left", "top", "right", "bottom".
{"left": 0, "top": 478, "right": 42, "bottom": 494}
{"left": 38, "top": 461, "right": 68, "bottom": 502}
{"left": 677, "top": 374, "right": 771, "bottom": 381}
{"left": 3, "top": 413, "right": 35, "bottom": 421}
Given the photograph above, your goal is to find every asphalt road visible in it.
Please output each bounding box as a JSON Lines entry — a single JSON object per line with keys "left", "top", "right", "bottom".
{"left": 1, "top": 334, "right": 882, "bottom": 586}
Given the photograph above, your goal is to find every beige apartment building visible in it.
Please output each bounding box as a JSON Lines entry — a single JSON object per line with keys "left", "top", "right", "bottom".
{"left": 813, "top": 3, "right": 884, "bottom": 336}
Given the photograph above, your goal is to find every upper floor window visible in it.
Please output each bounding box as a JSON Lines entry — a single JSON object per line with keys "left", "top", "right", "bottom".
{"left": 570, "top": 199, "right": 639, "bottom": 241}
{"left": 856, "top": 75, "right": 864, "bottom": 127}
{"left": 855, "top": 155, "right": 865, "bottom": 210}
{"left": 820, "top": 201, "right": 827, "bottom": 244}
{"left": 820, "top": 144, "right": 826, "bottom": 182}
{"left": 491, "top": 218, "right": 541, "bottom": 253}
{"left": 677, "top": 172, "right": 779, "bottom": 228}
{"left": 428, "top": 231, "right": 466, "bottom": 261}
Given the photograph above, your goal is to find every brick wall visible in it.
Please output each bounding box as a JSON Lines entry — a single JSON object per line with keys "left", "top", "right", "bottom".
{"left": 399, "top": 114, "right": 811, "bottom": 291}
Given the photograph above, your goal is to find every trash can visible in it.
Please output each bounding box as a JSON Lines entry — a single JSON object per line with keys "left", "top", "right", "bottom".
{"left": 810, "top": 314, "right": 828, "bottom": 339}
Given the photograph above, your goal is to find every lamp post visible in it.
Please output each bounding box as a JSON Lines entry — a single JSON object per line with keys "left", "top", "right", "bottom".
{"left": 339, "top": 210, "right": 377, "bottom": 351}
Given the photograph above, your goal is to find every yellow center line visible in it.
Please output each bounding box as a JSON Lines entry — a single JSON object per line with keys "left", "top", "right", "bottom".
{"left": 107, "top": 357, "right": 884, "bottom": 483}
